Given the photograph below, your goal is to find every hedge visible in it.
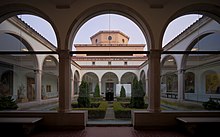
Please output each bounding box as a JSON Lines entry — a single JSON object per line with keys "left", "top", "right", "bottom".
{"left": 113, "top": 102, "right": 131, "bottom": 119}
{"left": 72, "top": 101, "right": 108, "bottom": 119}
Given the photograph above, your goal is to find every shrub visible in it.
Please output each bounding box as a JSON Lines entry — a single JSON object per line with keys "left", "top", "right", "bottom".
{"left": 130, "top": 77, "right": 145, "bottom": 108}
{"left": 203, "top": 98, "right": 220, "bottom": 110}
{"left": 116, "top": 97, "right": 131, "bottom": 102}
{"left": 90, "top": 97, "right": 103, "bottom": 102}
{"left": 120, "top": 85, "right": 126, "bottom": 97}
{"left": 0, "top": 96, "right": 18, "bottom": 110}
{"left": 77, "top": 81, "right": 90, "bottom": 108}
{"left": 113, "top": 102, "right": 131, "bottom": 119}
{"left": 93, "top": 83, "right": 100, "bottom": 97}
{"left": 72, "top": 101, "right": 108, "bottom": 119}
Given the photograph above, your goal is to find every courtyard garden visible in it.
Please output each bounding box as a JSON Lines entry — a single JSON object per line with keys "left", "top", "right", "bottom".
{"left": 72, "top": 77, "right": 148, "bottom": 119}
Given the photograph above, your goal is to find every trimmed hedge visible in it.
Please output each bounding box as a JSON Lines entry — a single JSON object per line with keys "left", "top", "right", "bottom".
{"left": 72, "top": 101, "right": 108, "bottom": 119}
{"left": 90, "top": 97, "right": 104, "bottom": 102}
{"left": 116, "top": 97, "right": 131, "bottom": 102}
{"left": 113, "top": 102, "right": 131, "bottom": 119}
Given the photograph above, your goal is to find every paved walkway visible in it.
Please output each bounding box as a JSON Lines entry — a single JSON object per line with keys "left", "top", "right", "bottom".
{"left": 87, "top": 101, "right": 132, "bottom": 126}
{"left": 104, "top": 101, "right": 115, "bottom": 120}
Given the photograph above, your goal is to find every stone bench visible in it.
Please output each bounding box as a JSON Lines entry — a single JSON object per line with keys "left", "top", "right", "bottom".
{"left": 0, "top": 117, "right": 43, "bottom": 135}
{"left": 176, "top": 117, "right": 220, "bottom": 136}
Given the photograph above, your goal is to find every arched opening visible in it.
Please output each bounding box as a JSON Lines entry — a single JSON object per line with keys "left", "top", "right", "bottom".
{"left": 140, "top": 70, "right": 146, "bottom": 95}
{"left": 119, "top": 72, "right": 137, "bottom": 97}
{"left": 42, "top": 56, "right": 59, "bottom": 100}
{"left": 162, "top": 7, "right": 220, "bottom": 110}
{"left": 101, "top": 72, "right": 119, "bottom": 96}
{"left": 82, "top": 72, "right": 99, "bottom": 95}
{"left": 73, "top": 70, "right": 80, "bottom": 95}
{"left": 0, "top": 33, "right": 38, "bottom": 103}
{"left": 0, "top": 9, "right": 59, "bottom": 110}
{"left": 161, "top": 55, "right": 178, "bottom": 99}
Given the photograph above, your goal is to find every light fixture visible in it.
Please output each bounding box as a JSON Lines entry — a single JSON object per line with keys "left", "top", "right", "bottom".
{"left": 191, "top": 47, "right": 198, "bottom": 51}
{"left": 168, "top": 59, "right": 174, "bottom": 62}
{"left": 21, "top": 48, "right": 28, "bottom": 51}
{"left": 46, "top": 59, "right": 52, "bottom": 62}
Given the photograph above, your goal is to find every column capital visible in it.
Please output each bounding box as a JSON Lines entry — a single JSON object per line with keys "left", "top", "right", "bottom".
{"left": 57, "top": 49, "right": 71, "bottom": 59}
{"left": 149, "top": 49, "right": 163, "bottom": 52}
{"left": 148, "top": 49, "right": 163, "bottom": 59}
{"left": 178, "top": 68, "right": 185, "bottom": 74}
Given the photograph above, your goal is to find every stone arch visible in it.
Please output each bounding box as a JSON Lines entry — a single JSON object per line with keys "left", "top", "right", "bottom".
{"left": 82, "top": 72, "right": 99, "bottom": 94}
{"left": 73, "top": 70, "right": 80, "bottom": 95}
{"left": 161, "top": 55, "right": 178, "bottom": 94}
{"left": 41, "top": 55, "right": 59, "bottom": 99}
{"left": 181, "top": 32, "right": 220, "bottom": 70}
{"left": 121, "top": 72, "right": 137, "bottom": 84}
{"left": 0, "top": 4, "right": 59, "bottom": 48}
{"left": 101, "top": 72, "right": 119, "bottom": 95}
{"left": 161, "top": 55, "right": 177, "bottom": 73}
{"left": 0, "top": 33, "right": 39, "bottom": 67}
{"left": 67, "top": 3, "right": 152, "bottom": 50}
{"left": 162, "top": 3, "right": 220, "bottom": 48}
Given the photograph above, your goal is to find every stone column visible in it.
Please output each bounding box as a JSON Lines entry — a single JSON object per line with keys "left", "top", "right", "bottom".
{"left": 147, "top": 49, "right": 162, "bottom": 113}
{"left": 58, "top": 49, "right": 71, "bottom": 113}
{"left": 71, "top": 77, "right": 74, "bottom": 101}
{"left": 35, "top": 70, "right": 42, "bottom": 101}
{"left": 178, "top": 69, "right": 184, "bottom": 101}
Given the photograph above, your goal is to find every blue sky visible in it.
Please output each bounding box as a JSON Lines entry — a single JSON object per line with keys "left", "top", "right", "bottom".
{"left": 18, "top": 14, "right": 202, "bottom": 50}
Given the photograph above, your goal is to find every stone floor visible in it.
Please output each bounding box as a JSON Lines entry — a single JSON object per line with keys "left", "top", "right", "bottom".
{"left": 30, "top": 127, "right": 189, "bottom": 137}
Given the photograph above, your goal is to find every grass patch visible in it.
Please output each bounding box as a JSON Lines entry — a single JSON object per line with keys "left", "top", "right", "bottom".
{"left": 161, "top": 98, "right": 204, "bottom": 110}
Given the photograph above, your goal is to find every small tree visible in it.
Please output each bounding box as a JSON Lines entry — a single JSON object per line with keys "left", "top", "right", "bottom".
{"left": 0, "top": 96, "right": 18, "bottom": 110}
{"left": 120, "top": 85, "right": 126, "bottom": 97}
{"left": 130, "top": 77, "right": 145, "bottom": 108}
{"left": 93, "top": 83, "right": 100, "bottom": 97}
{"left": 77, "top": 81, "right": 90, "bottom": 108}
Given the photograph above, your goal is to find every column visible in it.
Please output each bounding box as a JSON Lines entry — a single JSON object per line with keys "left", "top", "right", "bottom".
{"left": 147, "top": 49, "right": 162, "bottom": 113}
{"left": 58, "top": 49, "right": 71, "bottom": 113}
{"left": 178, "top": 69, "right": 184, "bottom": 101}
{"left": 71, "top": 77, "right": 74, "bottom": 100}
{"left": 35, "top": 70, "right": 42, "bottom": 101}
{"left": 99, "top": 81, "right": 102, "bottom": 96}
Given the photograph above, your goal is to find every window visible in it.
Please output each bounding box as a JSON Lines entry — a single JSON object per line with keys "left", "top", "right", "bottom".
{"left": 108, "top": 61, "right": 111, "bottom": 65}
{"left": 122, "top": 39, "right": 125, "bottom": 43}
{"left": 92, "top": 61, "right": 95, "bottom": 65}
{"left": 95, "top": 39, "right": 98, "bottom": 43}
{"left": 108, "top": 36, "right": 112, "bottom": 41}
{"left": 124, "top": 61, "right": 127, "bottom": 65}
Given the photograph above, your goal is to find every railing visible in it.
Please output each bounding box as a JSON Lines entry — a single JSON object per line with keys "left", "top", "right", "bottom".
{"left": 161, "top": 92, "right": 178, "bottom": 99}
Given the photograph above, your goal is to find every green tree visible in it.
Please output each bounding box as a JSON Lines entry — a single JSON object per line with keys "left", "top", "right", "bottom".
{"left": 130, "top": 77, "right": 145, "bottom": 108}
{"left": 0, "top": 96, "right": 18, "bottom": 110}
{"left": 77, "top": 81, "right": 90, "bottom": 107}
{"left": 93, "top": 83, "right": 100, "bottom": 97}
{"left": 120, "top": 85, "right": 126, "bottom": 97}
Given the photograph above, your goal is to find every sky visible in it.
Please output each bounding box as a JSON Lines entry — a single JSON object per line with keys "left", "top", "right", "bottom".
{"left": 18, "top": 14, "right": 202, "bottom": 50}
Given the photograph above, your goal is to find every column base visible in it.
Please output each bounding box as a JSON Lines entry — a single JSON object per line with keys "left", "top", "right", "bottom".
{"left": 147, "top": 108, "right": 161, "bottom": 113}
